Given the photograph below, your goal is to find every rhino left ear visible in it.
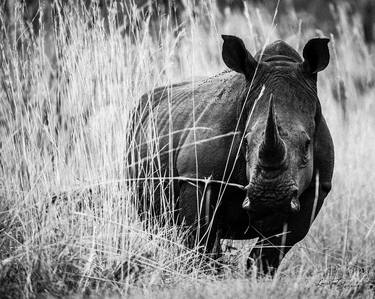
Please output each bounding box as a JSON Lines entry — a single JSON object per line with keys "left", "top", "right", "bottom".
{"left": 302, "top": 38, "right": 330, "bottom": 74}
{"left": 222, "top": 35, "right": 258, "bottom": 80}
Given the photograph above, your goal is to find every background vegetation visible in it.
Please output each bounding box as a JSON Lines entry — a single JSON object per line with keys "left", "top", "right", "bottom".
{"left": 1, "top": 1, "right": 375, "bottom": 298}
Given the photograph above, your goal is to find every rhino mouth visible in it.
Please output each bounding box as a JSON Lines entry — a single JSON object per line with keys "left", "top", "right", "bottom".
{"left": 242, "top": 182, "right": 300, "bottom": 216}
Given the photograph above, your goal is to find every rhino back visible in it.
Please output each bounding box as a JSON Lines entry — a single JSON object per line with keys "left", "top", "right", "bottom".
{"left": 132, "top": 71, "right": 249, "bottom": 182}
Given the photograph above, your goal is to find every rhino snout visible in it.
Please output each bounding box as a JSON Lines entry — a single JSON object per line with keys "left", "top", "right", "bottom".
{"left": 242, "top": 183, "right": 299, "bottom": 214}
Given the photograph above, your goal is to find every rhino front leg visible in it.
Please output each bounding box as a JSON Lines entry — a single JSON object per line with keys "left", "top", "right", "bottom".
{"left": 178, "top": 181, "right": 221, "bottom": 257}
{"left": 249, "top": 181, "right": 331, "bottom": 275}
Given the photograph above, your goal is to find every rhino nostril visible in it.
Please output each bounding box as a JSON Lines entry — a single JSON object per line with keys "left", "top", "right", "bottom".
{"left": 290, "top": 189, "right": 300, "bottom": 213}
{"left": 242, "top": 196, "right": 251, "bottom": 210}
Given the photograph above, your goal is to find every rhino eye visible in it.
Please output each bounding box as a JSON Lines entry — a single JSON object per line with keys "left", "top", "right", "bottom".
{"left": 304, "top": 139, "right": 311, "bottom": 153}
{"left": 301, "top": 138, "right": 311, "bottom": 166}
{"left": 243, "top": 138, "right": 248, "bottom": 147}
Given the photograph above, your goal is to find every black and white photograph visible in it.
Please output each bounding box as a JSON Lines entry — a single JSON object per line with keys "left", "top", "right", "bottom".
{"left": 0, "top": 0, "right": 374, "bottom": 298}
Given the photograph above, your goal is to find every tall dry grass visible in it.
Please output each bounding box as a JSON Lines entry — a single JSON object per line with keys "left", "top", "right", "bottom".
{"left": 0, "top": 1, "right": 375, "bottom": 298}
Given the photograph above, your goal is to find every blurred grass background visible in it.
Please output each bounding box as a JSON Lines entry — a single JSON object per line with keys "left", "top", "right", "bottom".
{"left": 1, "top": 1, "right": 375, "bottom": 298}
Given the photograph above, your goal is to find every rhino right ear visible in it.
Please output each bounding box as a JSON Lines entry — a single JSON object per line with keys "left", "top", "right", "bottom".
{"left": 222, "top": 35, "right": 258, "bottom": 81}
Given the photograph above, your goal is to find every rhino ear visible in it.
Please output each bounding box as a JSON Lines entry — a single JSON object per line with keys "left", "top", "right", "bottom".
{"left": 302, "top": 38, "right": 330, "bottom": 74}
{"left": 222, "top": 35, "right": 258, "bottom": 80}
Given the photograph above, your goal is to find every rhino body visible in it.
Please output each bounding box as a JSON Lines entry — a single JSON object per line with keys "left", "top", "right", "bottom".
{"left": 132, "top": 36, "right": 334, "bottom": 273}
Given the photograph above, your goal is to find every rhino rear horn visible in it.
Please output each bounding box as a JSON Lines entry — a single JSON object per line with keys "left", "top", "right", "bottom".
{"left": 302, "top": 38, "right": 330, "bottom": 74}
{"left": 222, "top": 35, "right": 259, "bottom": 81}
{"left": 258, "top": 95, "right": 286, "bottom": 169}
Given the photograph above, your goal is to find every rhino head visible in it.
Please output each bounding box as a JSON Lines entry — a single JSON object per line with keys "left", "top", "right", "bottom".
{"left": 222, "top": 35, "right": 330, "bottom": 217}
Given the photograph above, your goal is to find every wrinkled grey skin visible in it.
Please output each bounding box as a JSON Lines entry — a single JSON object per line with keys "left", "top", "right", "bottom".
{"left": 132, "top": 35, "right": 334, "bottom": 274}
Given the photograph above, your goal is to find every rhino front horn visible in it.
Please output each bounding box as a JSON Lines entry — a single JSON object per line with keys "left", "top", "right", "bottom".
{"left": 290, "top": 197, "right": 300, "bottom": 213}
{"left": 258, "top": 95, "right": 287, "bottom": 169}
{"left": 242, "top": 196, "right": 251, "bottom": 210}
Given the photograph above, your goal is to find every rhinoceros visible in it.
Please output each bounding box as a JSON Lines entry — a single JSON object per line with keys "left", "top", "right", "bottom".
{"left": 130, "top": 35, "right": 334, "bottom": 274}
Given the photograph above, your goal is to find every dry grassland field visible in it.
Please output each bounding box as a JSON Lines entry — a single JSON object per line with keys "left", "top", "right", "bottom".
{"left": 1, "top": 1, "right": 375, "bottom": 298}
